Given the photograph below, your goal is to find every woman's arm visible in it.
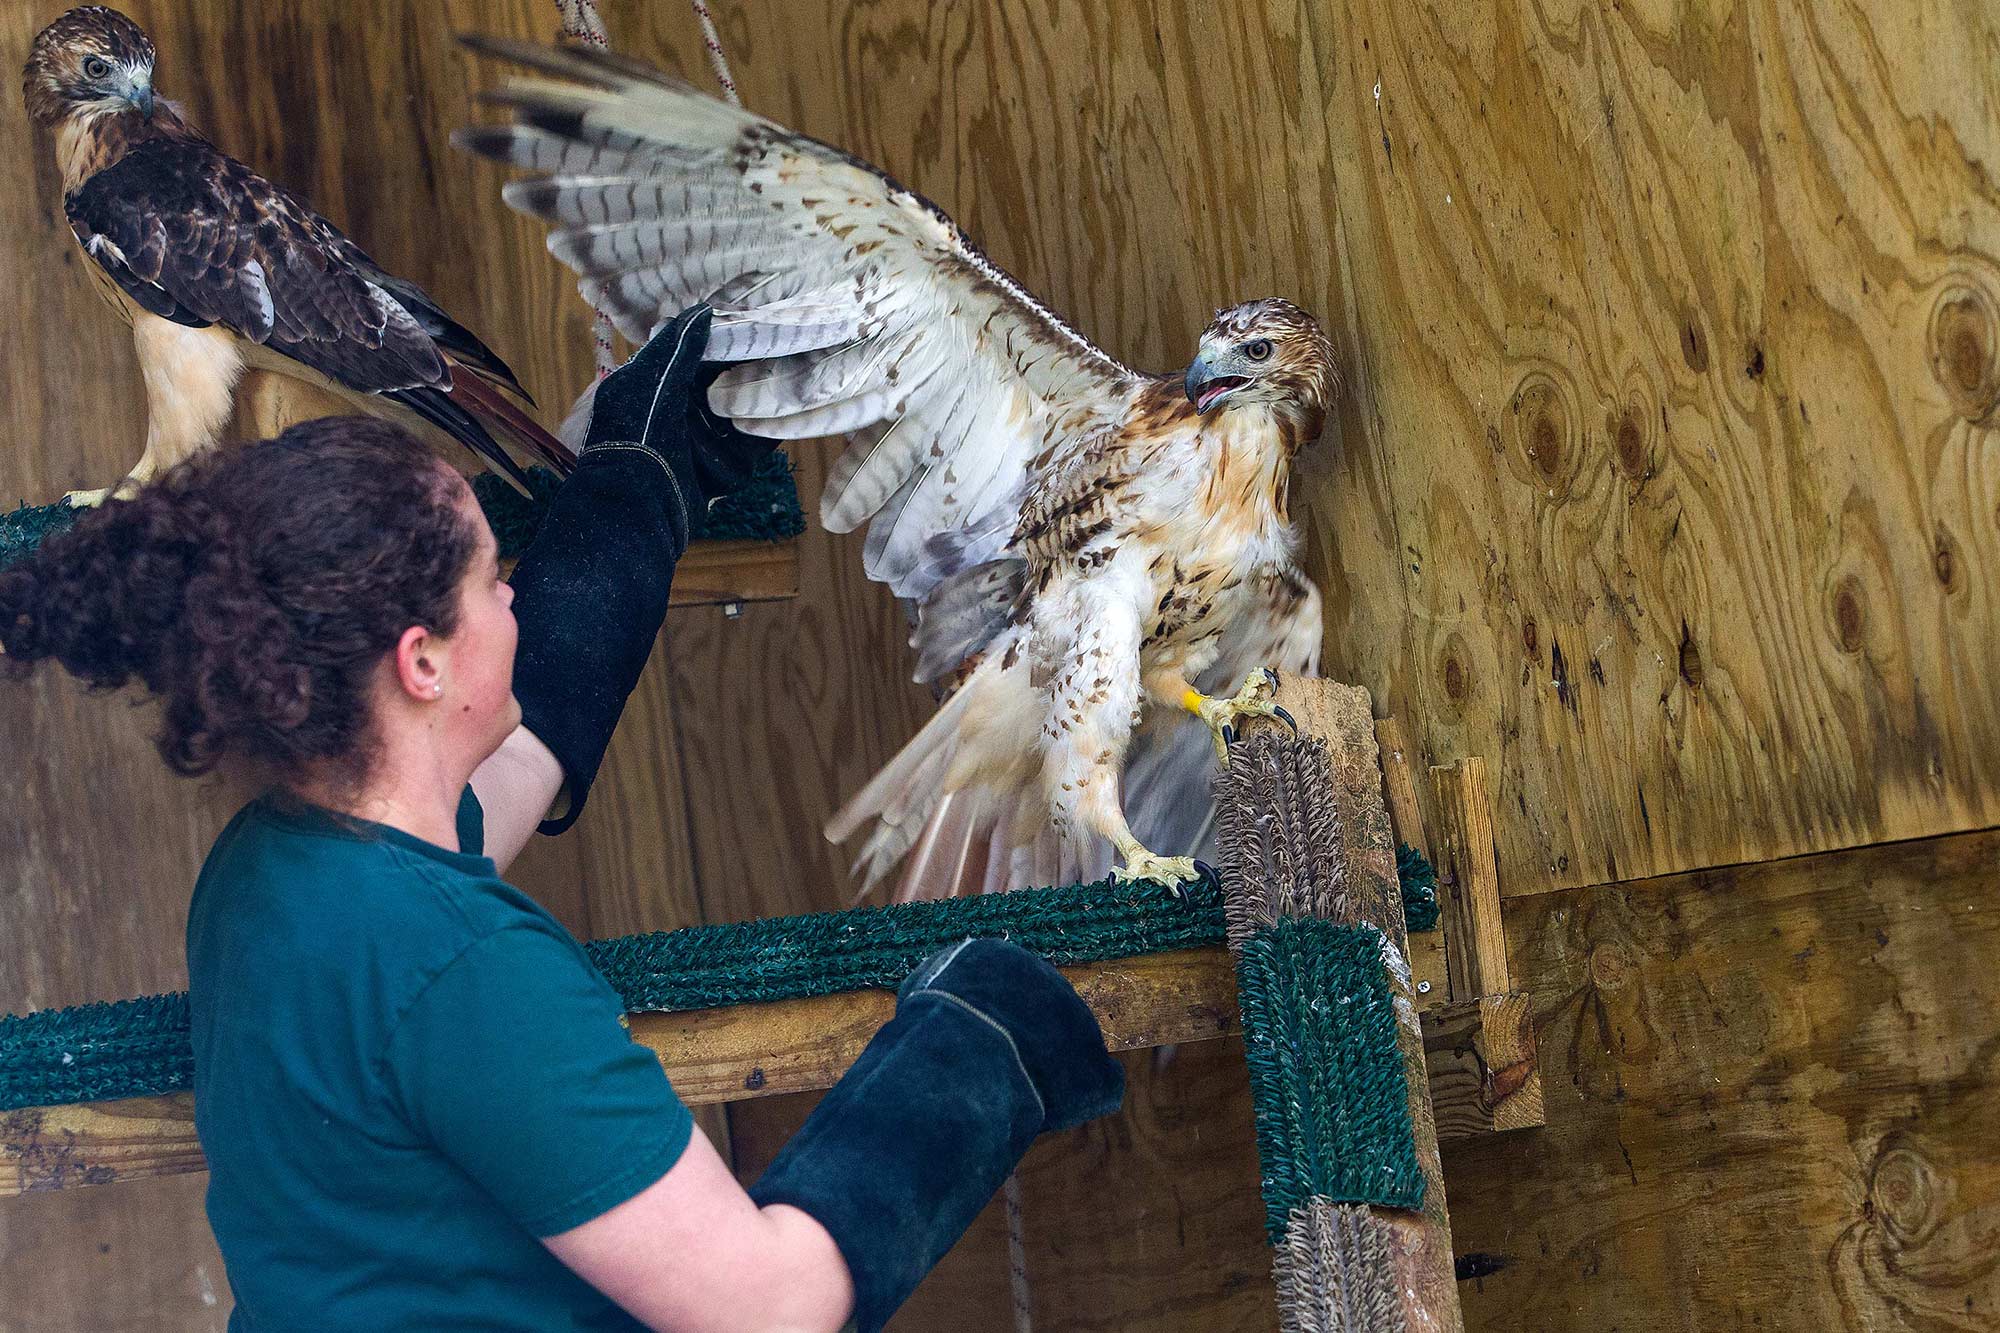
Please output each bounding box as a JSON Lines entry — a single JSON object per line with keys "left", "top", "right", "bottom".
{"left": 468, "top": 724, "right": 565, "bottom": 873}
{"left": 544, "top": 1131, "right": 854, "bottom": 1333}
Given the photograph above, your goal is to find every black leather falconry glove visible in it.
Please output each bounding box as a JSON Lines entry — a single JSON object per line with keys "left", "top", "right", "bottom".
{"left": 750, "top": 938, "right": 1125, "bottom": 1332}
{"left": 509, "top": 305, "right": 775, "bottom": 833}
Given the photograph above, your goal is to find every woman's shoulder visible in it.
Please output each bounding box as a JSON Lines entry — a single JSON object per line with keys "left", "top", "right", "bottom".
{"left": 192, "top": 793, "right": 559, "bottom": 967}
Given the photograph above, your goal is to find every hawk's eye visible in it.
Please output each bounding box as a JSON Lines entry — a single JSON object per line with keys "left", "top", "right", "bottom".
{"left": 82, "top": 56, "right": 111, "bottom": 80}
{"left": 1245, "top": 338, "right": 1273, "bottom": 362}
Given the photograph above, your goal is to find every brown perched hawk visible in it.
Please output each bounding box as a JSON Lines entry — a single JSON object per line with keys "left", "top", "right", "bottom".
{"left": 459, "top": 38, "right": 1338, "bottom": 892}
{"left": 23, "top": 7, "right": 569, "bottom": 505}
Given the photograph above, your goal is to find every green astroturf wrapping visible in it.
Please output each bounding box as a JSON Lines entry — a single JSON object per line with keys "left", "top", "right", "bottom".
{"left": 1397, "top": 843, "right": 1441, "bottom": 933}
{"left": 0, "top": 451, "right": 804, "bottom": 574}
{"left": 1235, "top": 918, "right": 1427, "bottom": 1239}
{"left": 0, "top": 860, "right": 1440, "bottom": 1116}
{"left": 1, "top": 875, "right": 1224, "bottom": 1111}
{"left": 0, "top": 502, "right": 81, "bottom": 569}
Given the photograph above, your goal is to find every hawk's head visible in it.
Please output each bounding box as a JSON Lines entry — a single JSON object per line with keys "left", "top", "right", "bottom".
{"left": 23, "top": 6, "right": 156, "bottom": 127}
{"left": 1183, "top": 299, "right": 1340, "bottom": 435}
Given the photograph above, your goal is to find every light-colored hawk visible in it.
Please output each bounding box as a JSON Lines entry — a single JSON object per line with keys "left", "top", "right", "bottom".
{"left": 459, "top": 37, "right": 1338, "bottom": 892}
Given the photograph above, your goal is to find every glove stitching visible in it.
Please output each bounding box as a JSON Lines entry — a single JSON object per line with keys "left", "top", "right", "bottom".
{"left": 907, "top": 990, "right": 1047, "bottom": 1125}
{"left": 909, "top": 938, "right": 975, "bottom": 991}
{"left": 585, "top": 442, "right": 691, "bottom": 540}
{"left": 637, "top": 312, "right": 708, "bottom": 445}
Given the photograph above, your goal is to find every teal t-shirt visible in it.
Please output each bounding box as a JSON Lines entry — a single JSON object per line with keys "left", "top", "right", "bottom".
{"left": 186, "top": 789, "right": 694, "bottom": 1331}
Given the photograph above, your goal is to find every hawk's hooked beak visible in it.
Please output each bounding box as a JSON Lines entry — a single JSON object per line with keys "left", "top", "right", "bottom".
{"left": 1185, "top": 350, "right": 1250, "bottom": 414}
{"left": 127, "top": 78, "right": 154, "bottom": 119}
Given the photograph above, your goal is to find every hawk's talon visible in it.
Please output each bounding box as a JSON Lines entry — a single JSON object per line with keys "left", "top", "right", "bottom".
{"left": 63, "top": 487, "right": 113, "bottom": 509}
{"left": 1110, "top": 845, "right": 1203, "bottom": 889}
{"left": 1189, "top": 666, "right": 1291, "bottom": 767}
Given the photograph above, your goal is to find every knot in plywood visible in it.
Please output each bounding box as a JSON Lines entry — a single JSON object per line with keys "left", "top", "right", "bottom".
{"left": 1928, "top": 281, "right": 2000, "bottom": 422}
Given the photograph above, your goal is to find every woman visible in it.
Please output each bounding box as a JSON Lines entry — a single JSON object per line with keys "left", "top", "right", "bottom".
{"left": 0, "top": 307, "right": 1123, "bottom": 1333}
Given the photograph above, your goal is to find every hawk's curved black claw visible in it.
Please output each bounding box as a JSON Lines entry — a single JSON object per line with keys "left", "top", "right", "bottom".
{"left": 1272, "top": 704, "right": 1299, "bottom": 736}
{"left": 1191, "top": 859, "right": 1222, "bottom": 896}
{"left": 1220, "top": 723, "right": 1237, "bottom": 748}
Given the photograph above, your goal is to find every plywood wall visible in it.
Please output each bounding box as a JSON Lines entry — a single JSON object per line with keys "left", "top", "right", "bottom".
{"left": 4, "top": 0, "right": 1997, "bottom": 1329}
{"left": 716, "top": 0, "right": 1999, "bottom": 900}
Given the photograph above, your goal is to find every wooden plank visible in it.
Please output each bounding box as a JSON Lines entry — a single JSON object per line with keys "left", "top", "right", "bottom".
{"left": 1257, "top": 680, "right": 1464, "bottom": 1333}
{"left": 1431, "top": 759, "right": 1511, "bottom": 998}
{"left": 665, "top": 539, "right": 800, "bottom": 608}
{"left": 2, "top": 946, "right": 1557, "bottom": 1199}
{"left": 1307, "top": 0, "right": 2000, "bottom": 895}
{"left": 1377, "top": 718, "right": 1451, "bottom": 1008}
{"left": 627, "top": 948, "right": 1239, "bottom": 1106}
{"left": 1423, "top": 994, "right": 1545, "bottom": 1143}
{"left": 1443, "top": 826, "right": 2000, "bottom": 1331}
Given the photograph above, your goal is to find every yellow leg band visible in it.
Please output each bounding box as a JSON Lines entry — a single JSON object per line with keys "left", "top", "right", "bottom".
{"left": 1180, "top": 687, "right": 1205, "bottom": 715}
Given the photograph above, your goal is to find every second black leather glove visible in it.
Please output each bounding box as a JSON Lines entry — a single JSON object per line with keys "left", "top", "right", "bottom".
{"left": 509, "top": 305, "right": 776, "bottom": 833}
{"left": 749, "top": 938, "right": 1126, "bottom": 1332}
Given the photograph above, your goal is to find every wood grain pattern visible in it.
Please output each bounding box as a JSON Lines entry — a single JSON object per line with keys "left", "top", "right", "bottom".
{"left": 1313, "top": 0, "right": 2000, "bottom": 895}
{"left": 1423, "top": 994, "right": 1545, "bottom": 1143}
{"left": 710, "top": 0, "right": 2000, "bottom": 900}
{"left": 1430, "top": 759, "right": 1512, "bottom": 999}
{"left": 1443, "top": 826, "right": 2000, "bottom": 1331}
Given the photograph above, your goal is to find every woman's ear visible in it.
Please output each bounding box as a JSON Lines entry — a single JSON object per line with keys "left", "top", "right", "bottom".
{"left": 393, "top": 624, "right": 445, "bottom": 702}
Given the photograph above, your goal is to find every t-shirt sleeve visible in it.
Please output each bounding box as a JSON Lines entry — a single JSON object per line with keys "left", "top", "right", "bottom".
{"left": 384, "top": 922, "right": 695, "bottom": 1236}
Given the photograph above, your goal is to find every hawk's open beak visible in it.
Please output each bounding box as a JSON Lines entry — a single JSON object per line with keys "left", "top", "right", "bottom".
{"left": 1185, "top": 352, "right": 1250, "bottom": 414}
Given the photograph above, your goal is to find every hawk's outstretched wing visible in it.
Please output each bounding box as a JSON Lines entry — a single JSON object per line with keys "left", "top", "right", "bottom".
{"left": 455, "top": 36, "right": 1149, "bottom": 601}
{"left": 66, "top": 134, "right": 566, "bottom": 483}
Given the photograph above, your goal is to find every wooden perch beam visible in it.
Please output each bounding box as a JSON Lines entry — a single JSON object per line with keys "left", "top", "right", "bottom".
{"left": 665, "top": 538, "right": 800, "bottom": 608}
{"left": 1, "top": 947, "right": 1538, "bottom": 1198}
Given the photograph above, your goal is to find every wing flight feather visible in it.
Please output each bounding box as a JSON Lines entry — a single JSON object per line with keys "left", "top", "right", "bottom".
{"left": 456, "top": 35, "right": 1144, "bottom": 600}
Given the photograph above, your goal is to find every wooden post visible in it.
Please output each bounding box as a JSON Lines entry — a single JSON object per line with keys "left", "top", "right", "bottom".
{"left": 1375, "top": 718, "right": 1451, "bottom": 1008}
{"left": 1233, "top": 680, "right": 1465, "bottom": 1333}
{"left": 1430, "top": 758, "right": 1510, "bottom": 998}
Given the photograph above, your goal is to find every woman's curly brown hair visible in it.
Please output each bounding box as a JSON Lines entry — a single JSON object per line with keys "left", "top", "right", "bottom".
{"left": 0, "top": 417, "right": 479, "bottom": 786}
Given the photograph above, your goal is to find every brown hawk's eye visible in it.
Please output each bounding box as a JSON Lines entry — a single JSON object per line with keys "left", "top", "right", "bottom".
{"left": 83, "top": 56, "right": 111, "bottom": 80}
{"left": 1245, "top": 338, "right": 1273, "bottom": 362}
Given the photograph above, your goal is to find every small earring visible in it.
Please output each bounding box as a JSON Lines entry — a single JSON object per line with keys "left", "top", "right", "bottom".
{"left": 432, "top": 683, "right": 444, "bottom": 698}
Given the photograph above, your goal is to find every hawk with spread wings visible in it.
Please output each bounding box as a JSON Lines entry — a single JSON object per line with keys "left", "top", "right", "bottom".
{"left": 23, "top": 7, "right": 569, "bottom": 505}
{"left": 459, "top": 37, "right": 1337, "bottom": 892}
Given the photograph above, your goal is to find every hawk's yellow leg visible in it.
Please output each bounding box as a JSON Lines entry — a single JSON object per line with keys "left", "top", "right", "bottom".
{"left": 1180, "top": 667, "right": 1298, "bottom": 766}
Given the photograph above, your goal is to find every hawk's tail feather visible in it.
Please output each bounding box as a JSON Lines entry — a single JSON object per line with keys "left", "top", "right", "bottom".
{"left": 832, "top": 654, "right": 1063, "bottom": 902}
{"left": 390, "top": 386, "right": 535, "bottom": 493}
{"left": 828, "top": 681, "right": 978, "bottom": 897}
{"left": 445, "top": 363, "right": 577, "bottom": 477}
